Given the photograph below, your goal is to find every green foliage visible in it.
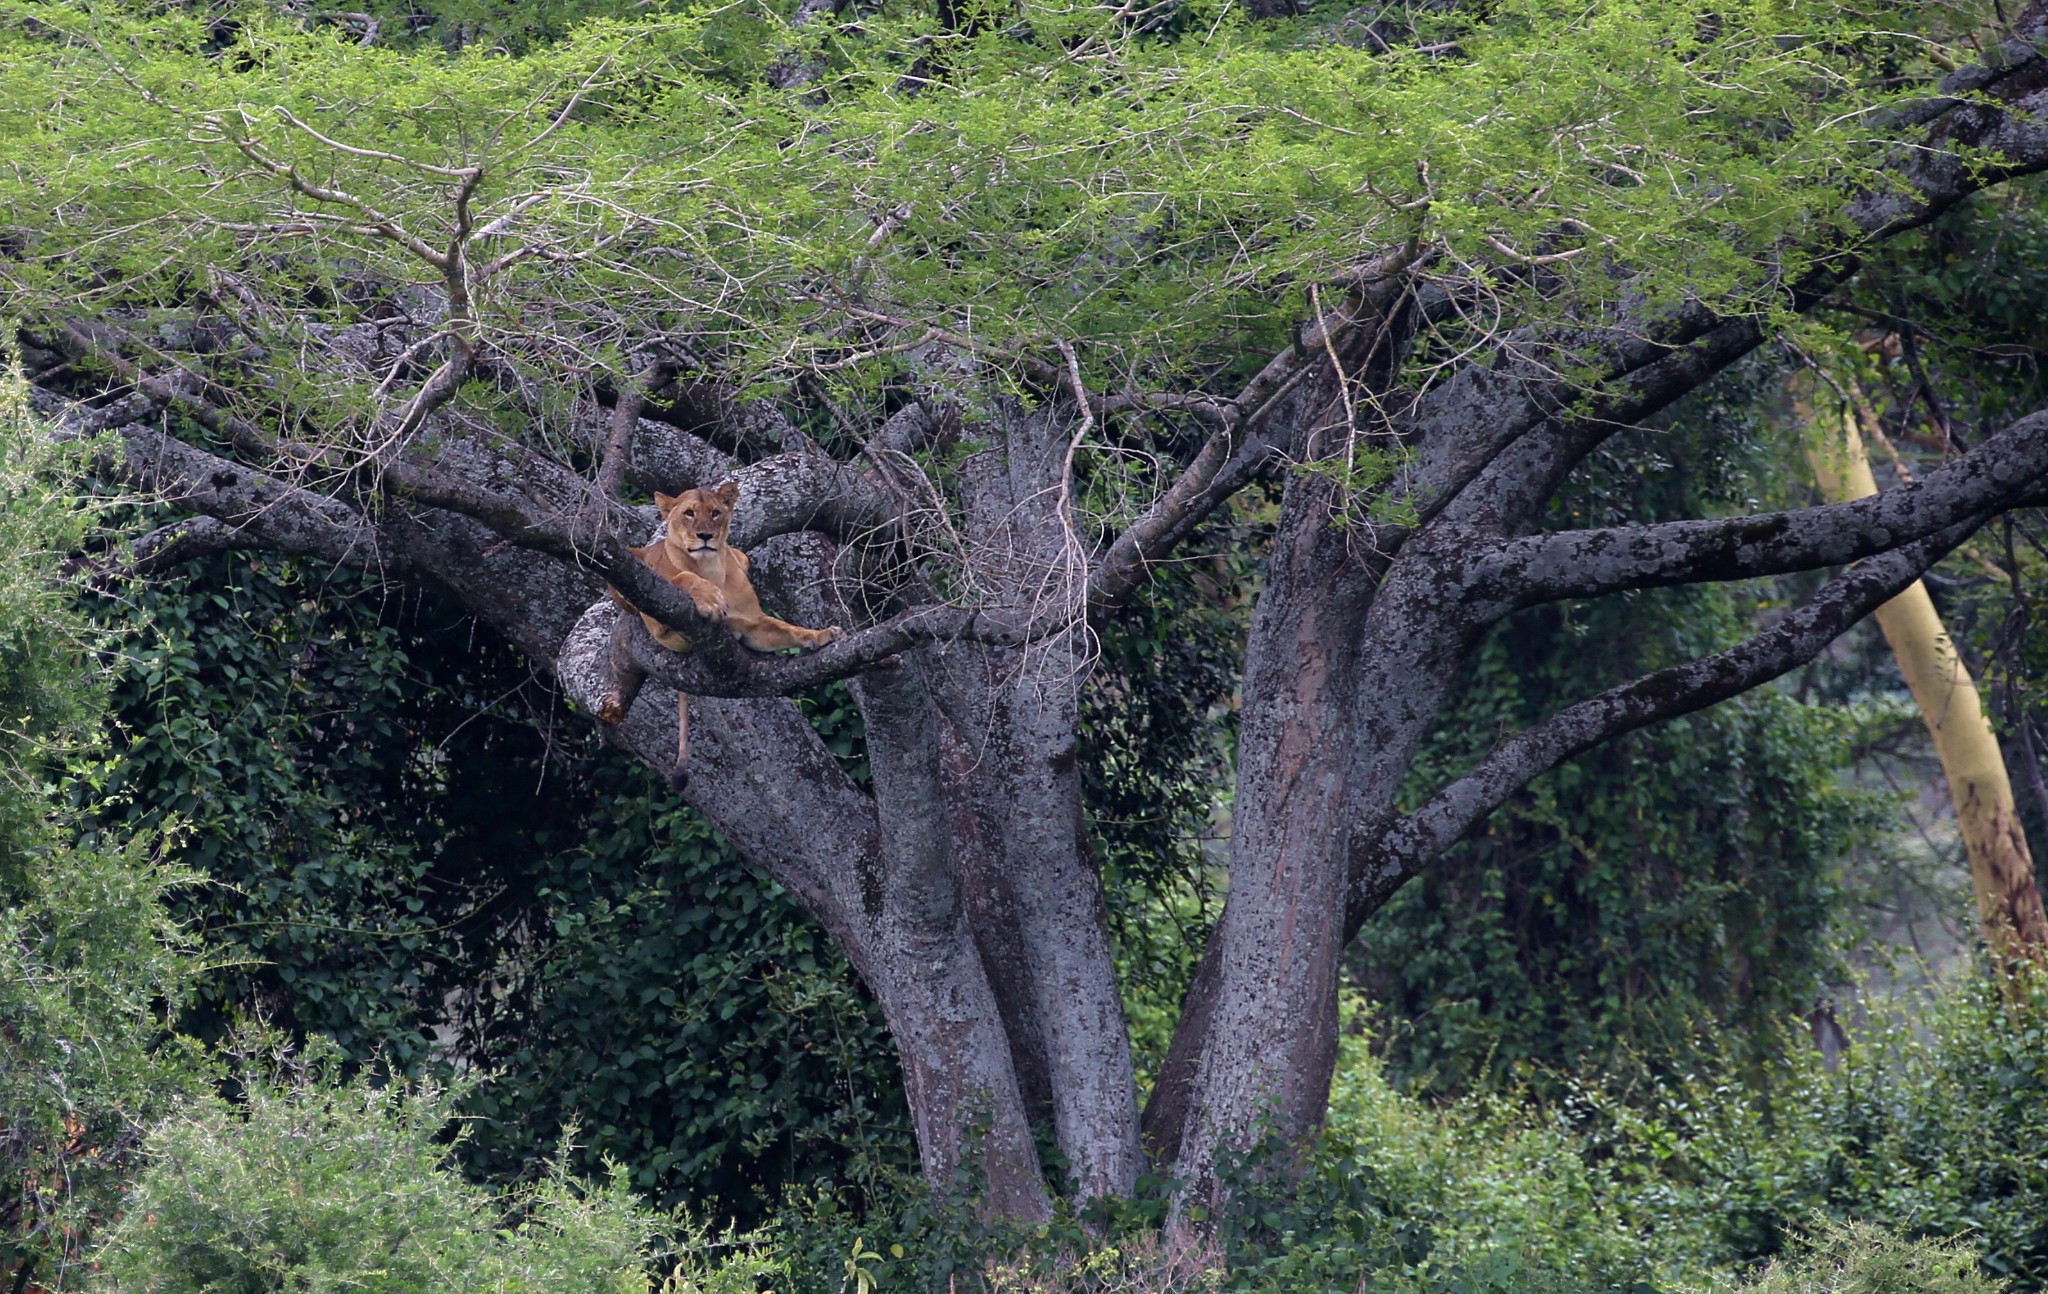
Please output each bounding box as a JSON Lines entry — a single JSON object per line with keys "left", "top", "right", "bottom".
{"left": 0, "top": 0, "right": 1943, "bottom": 464}
{"left": 0, "top": 362, "right": 206, "bottom": 1286}
{"left": 83, "top": 550, "right": 916, "bottom": 1222}
{"left": 0, "top": 835, "right": 205, "bottom": 1287}
{"left": 1202, "top": 993, "right": 1663, "bottom": 1294}
{"left": 91, "top": 1039, "right": 665, "bottom": 1294}
{"left": 1684, "top": 1222, "right": 2002, "bottom": 1294}
{"left": 1364, "top": 623, "right": 1876, "bottom": 1094}
{"left": 703, "top": 976, "right": 2048, "bottom": 1293}
{"left": 0, "top": 369, "right": 100, "bottom": 845}
{"left": 1578, "top": 969, "right": 2048, "bottom": 1288}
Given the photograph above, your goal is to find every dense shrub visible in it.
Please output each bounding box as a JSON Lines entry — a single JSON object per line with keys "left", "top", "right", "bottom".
{"left": 1683, "top": 1222, "right": 2001, "bottom": 1294}
{"left": 1581, "top": 967, "right": 2048, "bottom": 1287}
{"left": 91, "top": 1042, "right": 664, "bottom": 1294}
{"left": 1, "top": 364, "right": 206, "bottom": 1288}
{"left": 751, "top": 976, "right": 2048, "bottom": 1294}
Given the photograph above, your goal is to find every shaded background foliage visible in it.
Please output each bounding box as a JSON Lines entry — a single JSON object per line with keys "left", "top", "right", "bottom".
{"left": 80, "top": 551, "right": 915, "bottom": 1220}
{"left": 1355, "top": 361, "right": 1884, "bottom": 1095}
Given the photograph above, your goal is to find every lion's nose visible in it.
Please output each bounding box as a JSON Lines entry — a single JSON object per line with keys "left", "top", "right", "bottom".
{"left": 697, "top": 531, "right": 714, "bottom": 541}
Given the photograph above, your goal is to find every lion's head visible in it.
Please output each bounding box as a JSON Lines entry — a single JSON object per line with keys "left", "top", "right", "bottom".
{"left": 654, "top": 481, "right": 739, "bottom": 558}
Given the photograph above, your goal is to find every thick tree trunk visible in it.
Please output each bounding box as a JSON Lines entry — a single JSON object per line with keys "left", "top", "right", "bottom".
{"left": 934, "top": 641, "right": 1141, "bottom": 1200}
{"left": 932, "top": 397, "right": 1143, "bottom": 1201}
{"left": 846, "top": 659, "right": 1056, "bottom": 1220}
{"left": 1162, "top": 471, "right": 1374, "bottom": 1217}
{"left": 1160, "top": 485, "right": 1492, "bottom": 1216}
{"left": 559, "top": 597, "right": 1059, "bottom": 1221}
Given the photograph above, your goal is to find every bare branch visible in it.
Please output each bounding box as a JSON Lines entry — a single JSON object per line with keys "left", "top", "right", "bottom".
{"left": 1465, "top": 409, "right": 2048, "bottom": 611}
{"left": 213, "top": 125, "right": 451, "bottom": 270}
{"left": 272, "top": 107, "right": 479, "bottom": 180}
{"left": 596, "top": 356, "right": 672, "bottom": 499}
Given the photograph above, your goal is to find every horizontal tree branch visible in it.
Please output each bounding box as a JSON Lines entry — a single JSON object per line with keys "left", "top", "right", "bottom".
{"left": 108, "top": 423, "right": 392, "bottom": 572}
{"left": 123, "top": 516, "right": 240, "bottom": 575}
{"left": 604, "top": 598, "right": 1027, "bottom": 699}
{"left": 1348, "top": 517, "right": 1990, "bottom": 921}
{"left": 1466, "top": 409, "right": 2048, "bottom": 610}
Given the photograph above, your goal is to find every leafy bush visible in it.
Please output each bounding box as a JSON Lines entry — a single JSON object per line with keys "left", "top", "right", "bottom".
{"left": 92, "top": 1042, "right": 665, "bottom": 1294}
{"left": 1685, "top": 1221, "right": 2002, "bottom": 1294}
{"left": 1580, "top": 966, "right": 2048, "bottom": 1288}
{"left": 1, "top": 359, "right": 207, "bottom": 1287}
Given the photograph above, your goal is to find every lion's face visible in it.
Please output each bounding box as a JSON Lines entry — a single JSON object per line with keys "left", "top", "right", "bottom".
{"left": 655, "top": 483, "right": 738, "bottom": 557}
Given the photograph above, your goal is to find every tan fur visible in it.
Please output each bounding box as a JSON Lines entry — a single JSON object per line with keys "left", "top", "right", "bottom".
{"left": 595, "top": 482, "right": 843, "bottom": 790}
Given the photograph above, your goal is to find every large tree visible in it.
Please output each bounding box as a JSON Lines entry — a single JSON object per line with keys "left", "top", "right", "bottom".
{"left": 8, "top": 0, "right": 2048, "bottom": 1223}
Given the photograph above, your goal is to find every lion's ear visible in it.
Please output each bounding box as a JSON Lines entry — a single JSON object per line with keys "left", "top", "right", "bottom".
{"left": 715, "top": 480, "right": 739, "bottom": 507}
{"left": 652, "top": 491, "right": 679, "bottom": 516}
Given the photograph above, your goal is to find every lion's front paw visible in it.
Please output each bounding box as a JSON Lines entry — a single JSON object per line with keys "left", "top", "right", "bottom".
{"left": 596, "top": 692, "right": 626, "bottom": 725}
{"left": 691, "top": 589, "right": 730, "bottom": 620}
{"left": 808, "top": 625, "right": 844, "bottom": 650}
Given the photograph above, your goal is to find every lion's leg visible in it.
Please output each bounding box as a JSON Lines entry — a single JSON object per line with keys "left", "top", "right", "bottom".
{"left": 597, "top": 610, "right": 650, "bottom": 725}
{"left": 667, "top": 692, "right": 691, "bottom": 793}
{"left": 726, "top": 612, "right": 844, "bottom": 653}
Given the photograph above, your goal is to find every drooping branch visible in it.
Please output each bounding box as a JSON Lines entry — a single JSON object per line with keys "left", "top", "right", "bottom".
{"left": 1465, "top": 410, "right": 2048, "bottom": 610}
{"left": 1348, "top": 518, "right": 1993, "bottom": 918}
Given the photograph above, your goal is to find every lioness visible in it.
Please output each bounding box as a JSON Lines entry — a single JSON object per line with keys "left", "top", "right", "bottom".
{"left": 596, "top": 481, "right": 843, "bottom": 790}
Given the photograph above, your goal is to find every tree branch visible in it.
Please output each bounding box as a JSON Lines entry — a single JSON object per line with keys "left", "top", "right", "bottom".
{"left": 107, "top": 422, "right": 391, "bottom": 571}
{"left": 1349, "top": 518, "right": 1991, "bottom": 917}
{"left": 1464, "top": 409, "right": 2048, "bottom": 611}
{"left": 596, "top": 357, "right": 671, "bottom": 499}
{"left": 604, "top": 599, "right": 1027, "bottom": 699}
{"left": 1086, "top": 250, "right": 1421, "bottom": 608}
